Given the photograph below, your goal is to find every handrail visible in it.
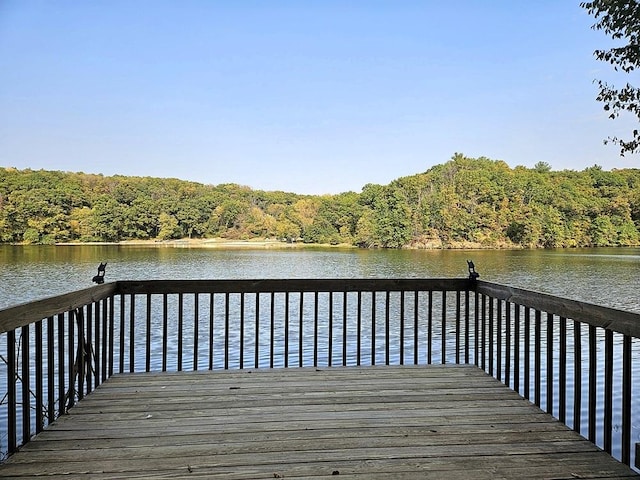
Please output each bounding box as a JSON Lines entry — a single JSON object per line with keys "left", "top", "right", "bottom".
{"left": 476, "top": 280, "right": 640, "bottom": 338}
{"left": 0, "top": 282, "right": 117, "bottom": 334}
{"left": 0, "top": 277, "right": 637, "bottom": 471}
{"left": 116, "top": 278, "right": 473, "bottom": 294}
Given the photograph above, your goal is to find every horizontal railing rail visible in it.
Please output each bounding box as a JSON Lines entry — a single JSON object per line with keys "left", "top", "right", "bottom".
{"left": 0, "top": 277, "right": 637, "bottom": 471}
{"left": 0, "top": 283, "right": 117, "bottom": 334}
{"left": 116, "top": 278, "right": 472, "bottom": 295}
{"left": 476, "top": 281, "right": 640, "bottom": 338}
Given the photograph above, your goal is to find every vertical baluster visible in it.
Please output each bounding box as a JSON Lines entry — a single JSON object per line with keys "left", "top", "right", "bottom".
{"left": 118, "top": 294, "right": 125, "bottom": 374}
{"left": 328, "top": 291, "right": 333, "bottom": 367}
{"left": 101, "top": 298, "right": 108, "bottom": 383}
{"left": 241, "top": 293, "right": 246, "bottom": 369}
{"left": 604, "top": 329, "right": 614, "bottom": 454}
{"left": 283, "top": 292, "right": 289, "bottom": 368}
{"left": 464, "top": 290, "right": 470, "bottom": 364}
{"left": 546, "top": 313, "right": 554, "bottom": 415}
{"left": 47, "top": 316, "right": 55, "bottom": 426}
{"left": 162, "top": 294, "right": 169, "bottom": 372}
{"left": 622, "top": 334, "right": 632, "bottom": 466}
{"left": 77, "top": 309, "right": 85, "bottom": 401}
{"left": 573, "top": 321, "right": 582, "bottom": 434}
{"left": 427, "top": 290, "right": 433, "bottom": 365}
{"left": 94, "top": 302, "right": 100, "bottom": 388}
{"left": 35, "top": 320, "right": 43, "bottom": 434}
{"left": 21, "top": 325, "right": 30, "bottom": 445}
{"left": 297, "top": 292, "right": 302, "bottom": 367}
{"left": 414, "top": 291, "right": 419, "bottom": 365}
{"left": 85, "top": 305, "right": 92, "bottom": 393}
{"left": 371, "top": 291, "right": 376, "bottom": 366}
{"left": 271, "top": 292, "right": 276, "bottom": 369}
{"left": 108, "top": 296, "right": 115, "bottom": 378}
{"left": 496, "top": 300, "right": 502, "bottom": 381}
{"left": 178, "top": 293, "right": 184, "bottom": 372}
{"left": 224, "top": 292, "right": 229, "bottom": 370}
{"left": 342, "top": 292, "right": 347, "bottom": 366}
{"left": 7, "top": 329, "right": 16, "bottom": 454}
{"left": 313, "top": 291, "right": 319, "bottom": 367}
{"left": 588, "top": 324, "right": 597, "bottom": 443}
{"left": 386, "top": 291, "right": 391, "bottom": 366}
{"left": 256, "top": 292, "right": 261, "bottom": 368}
{"left": 194, "top": 293, "right": 199, "bottom": 371}
{"left": 473, "top": 291, "right": 479, "bottom": 367}
{"left": 505, "top": 302, "right": 511, "bottom": 388}
{"left": 455, "top": 290, "right": 461, "bottom": 365}
{"left": 514, "top": 304, "right": 520, "bottom": 394}
{"left": 356, "top": 291, "right": 362, "bottom": 366}
{"left": 488, "top": 297, "right": 494, "bottom": 375}
{"left": 480, "top": 294, "right": 486, "bottom": 370}
{"left": 534, "top": 310, "right": 541, "bottom": 407}
{"left": 559, "top": 316, "right": 567, "bottom": 423}
{"left": 146, "top": 294, "right": 152, "bottom": 373}
{"left": 57, "top": 314, "right": 65, "bottom": 416}
{"left": 441, "top": 291, "right": 447, "bottom": 365}
{"left": 400, "top": 291, "right": 406, "bottom": 366}
{"left": 524, "top": 307, "right": 531, "bottom": 401}
{"left": 209, "top": 293, "right": 214, "bottom": 370}
{"left": 68, "top": 310, "right": 75, "bottom": 409}
{"left": 129, "top": 295, "right": 135, "bottom": 373}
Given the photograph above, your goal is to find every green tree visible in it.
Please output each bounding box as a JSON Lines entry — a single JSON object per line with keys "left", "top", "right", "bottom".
{"left": 581, "top": 0, "right": 640, "bottom": 154}
{"left": 590, "top": 216, "right": 618, "bottom": 246}
{"left": 534, "top": 161, "right": 552, "bottom": 173}
{"left": 122, "top": 198, "right": 159, "bottom": 239}
{"left": 91, "top": 196, "right": 124, "bottom": 242}
{"left": 69, "top": 206, "right": 94, "bottom": 241}
{"left": 157, "top": 213, "right": 181, "bottom": 240}
{"left": 354, "top": 209, "right": 378, "bottom": 248}
{"left": 275, "top": 216, "right": 301, "bottom": 241}
{"left": 372, "top": 187, "right": 412, "bottom": 248}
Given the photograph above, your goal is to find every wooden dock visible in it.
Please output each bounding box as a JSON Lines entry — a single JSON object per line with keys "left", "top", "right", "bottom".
{"left": 1, "top": 365, "right": 637, "bottom": 479}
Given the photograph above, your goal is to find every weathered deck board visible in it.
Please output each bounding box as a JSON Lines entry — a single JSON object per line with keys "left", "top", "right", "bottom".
{"left": 1, "top": 365, "right": 637, "bottom": 479}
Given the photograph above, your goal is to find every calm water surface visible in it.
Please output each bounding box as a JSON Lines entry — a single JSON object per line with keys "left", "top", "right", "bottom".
{"left": 1, "top": 245, "right": 639, "bottom": 312}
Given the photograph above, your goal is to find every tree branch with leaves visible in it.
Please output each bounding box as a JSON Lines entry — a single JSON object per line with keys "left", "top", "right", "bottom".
{"left": 581, "top": 0, "right": 640, "bottom": 155}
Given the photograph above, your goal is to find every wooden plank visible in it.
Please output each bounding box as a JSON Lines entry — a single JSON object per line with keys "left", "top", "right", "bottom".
{"left": 0, "top": 365, "right": 637, "bottom": 479}
{"left": 66, "top": 392, "right": 522, "bottom": 412}
{"left": 20, "top": 421, "right": 577, "bottom": 451}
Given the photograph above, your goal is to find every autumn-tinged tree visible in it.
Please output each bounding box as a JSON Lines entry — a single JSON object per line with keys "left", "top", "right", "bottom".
{"left": 0, "top": 159, "right": 639, "bottom": 248}
{"left": 581, "top": 0, "right": 640, "bottom": 155}
{"left": 156, "top": 213, "right": 180, "bottom": 240}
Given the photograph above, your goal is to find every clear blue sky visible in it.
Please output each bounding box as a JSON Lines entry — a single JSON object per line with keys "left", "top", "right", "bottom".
{"left": 0, "top": 1, "right": 636, "bottom": 194}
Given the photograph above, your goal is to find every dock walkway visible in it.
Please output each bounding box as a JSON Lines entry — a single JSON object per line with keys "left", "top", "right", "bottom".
{"left": 1, "top": 365, "right": 637, "bottom": 479}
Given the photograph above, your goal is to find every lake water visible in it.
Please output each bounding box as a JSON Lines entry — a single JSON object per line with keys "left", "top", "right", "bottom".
{"left": 1, "top": 245, "right": 639, "bottom": 313}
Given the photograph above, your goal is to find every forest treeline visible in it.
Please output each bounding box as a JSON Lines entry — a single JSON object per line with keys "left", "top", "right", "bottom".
{"left": 1, "top": 154, "right": 639, "bottom": 249}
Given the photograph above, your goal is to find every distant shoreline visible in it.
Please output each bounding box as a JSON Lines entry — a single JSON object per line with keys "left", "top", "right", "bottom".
{"left": 49, "top": 238, "right": 524, "bottom": 250}
{"left": 5, "top": 239, "right": 636, "bottom": 250}
{"left": 54, "top": 238, "right": 357, "bottom": 250}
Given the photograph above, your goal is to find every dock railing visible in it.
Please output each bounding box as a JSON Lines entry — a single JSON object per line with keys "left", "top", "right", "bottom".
{"left": 0, "top": 277, "right": 638, "bottom": 470}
